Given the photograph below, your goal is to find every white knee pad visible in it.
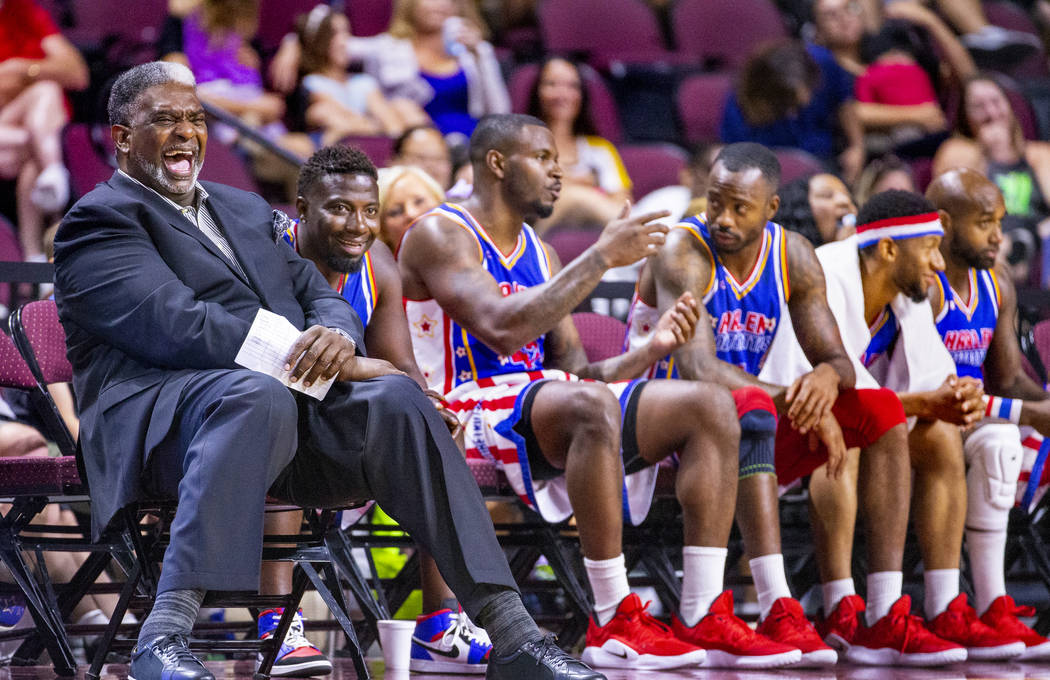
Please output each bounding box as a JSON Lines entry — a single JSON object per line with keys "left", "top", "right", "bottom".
{"left": 964, "top": 423, "right": 1024, "bottom": 531}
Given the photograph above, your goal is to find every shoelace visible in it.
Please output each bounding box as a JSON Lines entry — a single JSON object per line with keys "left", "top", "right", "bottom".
{"left": 282, "top": 614, "right": 313, "bottom": 649}
{"left": 528, "top": 634, "right": 571, "bottom": 670}
{"left": 625, "top": 600, "right": 677, "bottom": 644}
{"left": 444, "top": 612, "right": 489, "bottom": 648}
{"left": 155, "top": 634, "right": 201, "bottom": 666}
{"left": 766, "top": 607, "right": 818, "bottom": 641}
{"left": 707, "top": 610, "right": 760, "bottom": 645}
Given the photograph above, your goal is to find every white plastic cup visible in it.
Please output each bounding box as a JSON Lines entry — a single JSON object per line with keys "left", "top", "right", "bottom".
{"left": 377, "top": 619, "right": 416, "bottom": 672}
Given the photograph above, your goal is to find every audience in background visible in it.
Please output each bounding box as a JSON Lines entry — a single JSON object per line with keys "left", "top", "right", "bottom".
{"left": 0, "top": 0, "right": 87, "bottom": 261}
{"left": 158, "top": 0, "right": 313, "bottom": 198}
{"left": 349, "top": 0, "right": 509, "bottom": 141}
{"left": 377, "top": 164, "right": 445, "bottom": 252}
{"left": 632, "top": 142, "right": 721, "bottom": 228}
{"left": 526, "top": 56, "right": 632, "bottom": 233}
{"left": 854, "top": 154, "right": 918, "bottom": 206}
{"left": 775, "top": 172, "right": 858, "bottom": 245}
{"left": 296, "top": 6, "right": 426, "bottom": 145}
{"left": 933, "top": 75, "right": 1050, "bottom": 285}
{"left": 855, "top": 20, "right": 947, "bottom": 153}
{"left": 392, "top": 124, "right": 453, "bottom": 188}
{"left": 721, "top": 39, "right": 865, "bottom": 183}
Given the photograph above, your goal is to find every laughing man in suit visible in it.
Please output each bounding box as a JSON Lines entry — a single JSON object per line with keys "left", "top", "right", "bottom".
{"left": 54, "top": 61, "right": 603, "bottom": 680}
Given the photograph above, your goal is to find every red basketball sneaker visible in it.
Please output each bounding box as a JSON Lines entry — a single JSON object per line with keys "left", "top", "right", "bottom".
{"left": 756, "top": 597, "right": 838, "bottom": 666}
{"left": 847, "top": 595, "right": 967, "bottom": 666}
{"left": 817, "top": 594, "right": 865, "bottom": 653}
{"left": 980, "top": 595, "right": 1050, "bottom": 661}
{"left": 927, "top": 594, "right": 1025, "bottom": 660}
{"left": 582, "top": 593, "right": 706, "bottom": 670}
{"left": 671, "top": 591, "right": 801, "bottom": 668}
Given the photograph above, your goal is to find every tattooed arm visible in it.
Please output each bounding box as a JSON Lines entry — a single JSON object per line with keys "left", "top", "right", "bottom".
{"left": 398, "top": 206, "right": 669, "bottom": 357}
{"left": 783, "top": 231, "right": 856, "bottom": 432}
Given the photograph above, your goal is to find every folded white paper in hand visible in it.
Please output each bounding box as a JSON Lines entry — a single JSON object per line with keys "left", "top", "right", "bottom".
{"left": 235, "top": 308, "right": 334, "bottom": 400}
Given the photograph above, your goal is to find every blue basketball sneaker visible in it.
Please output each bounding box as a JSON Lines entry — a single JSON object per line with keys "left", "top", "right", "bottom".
{"left": 410, "top": 608, "right": 491, "bottom": 674}
{"left": 0, "top": 596, "right": 24, "bottom": 630}
{"left": 0, "top": 596, "right": 24, "bottom": 633}
{"left": 257, "top": 608, "right": 332, "bottom": 677}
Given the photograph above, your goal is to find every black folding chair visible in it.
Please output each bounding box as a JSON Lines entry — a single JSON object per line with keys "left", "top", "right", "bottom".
{"left": 11, "top": 300, "right": 374, "bottom": 679}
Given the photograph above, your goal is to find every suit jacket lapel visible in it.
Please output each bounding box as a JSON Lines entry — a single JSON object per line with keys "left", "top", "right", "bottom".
{"left": 111, "top": 172, "right": 255, "bottom": 289}
{"left": 206, "top": 195, "right": 279, "bottom": 308}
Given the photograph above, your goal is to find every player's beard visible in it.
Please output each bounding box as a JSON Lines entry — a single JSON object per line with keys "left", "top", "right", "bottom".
{"left": 325, "top": 253, "right": 364, "bottom": 274}
{"left": 527, "top": 199, "right": 554, "bottom": 220}
{"left": 952, "top": 238, "right": 996, "bottom": 270}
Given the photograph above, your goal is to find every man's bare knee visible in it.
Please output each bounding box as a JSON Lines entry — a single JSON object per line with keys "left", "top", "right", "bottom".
{"left": 909, "top": 420, "right": 965, "bottom": 474}
{"left": 558, "top": 382, "right": 621, "bottom": 450}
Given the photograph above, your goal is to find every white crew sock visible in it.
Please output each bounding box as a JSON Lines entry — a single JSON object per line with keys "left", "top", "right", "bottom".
{"left": 750, "top": 553, "right": 792, "bottom": 621}
{"left": 821, "top": 578, "right": 856, "bottom": 617}
{"left": 966, "top": 529, "right": 1008, "bottom": 616}
{"left": 923, "top": 568, "right": 960, "bottom": 619}
{"left": 680, "top": 546, "right": 728, "bottom": 627}
{"left": 584, "top": 554, "right": 630, "bottom": 626}
{"left": 866, "top": 571, "right": 903, "bottom": 626}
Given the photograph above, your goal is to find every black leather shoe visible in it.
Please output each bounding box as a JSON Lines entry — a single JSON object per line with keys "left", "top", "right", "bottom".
{"left": 129, "top": 634, "right": 215, "bottom": 680}
{"left": 486, "top": 635, "right": 606, "bottom": 679}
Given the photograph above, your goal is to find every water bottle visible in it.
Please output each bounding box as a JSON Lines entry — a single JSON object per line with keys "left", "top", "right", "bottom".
{"left": 442, "top": 16, "right": 465, "bottom": 57}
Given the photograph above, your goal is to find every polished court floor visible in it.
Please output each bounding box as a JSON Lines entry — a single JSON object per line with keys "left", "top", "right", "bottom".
{"left": 6, "top": 658, "right": 1050, "bottom": 680}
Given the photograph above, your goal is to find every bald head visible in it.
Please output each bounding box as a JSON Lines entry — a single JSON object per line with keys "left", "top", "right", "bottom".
{"left": 927, "top": 168, "right": 1005, "bottom": 270}
{"left": 926, "top": 168, "right": 1000, "bottom": 223}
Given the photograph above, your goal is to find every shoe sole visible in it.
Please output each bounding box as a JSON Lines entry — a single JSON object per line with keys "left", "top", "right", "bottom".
{"left": 1019, "top": 640, "right": 1050, "bottom": 661}
{"left": 582, "top": 643, "right": 706, "bottom": 670}
{"left": 846, "top": 645, "right": 968, "bottom": 666}
{"left": 266, "top": 660, "right": 333, "bottom": 676}
{"left": 409, "top": 658, "right": 487, "bottom": 674}
{"left": 701, "top": 648, "right": 802, "bottom": 668}
{"left": 965, "top": 641, "right": 1026, "bottom": 661}
{"left": 823, "top": 633, "right": 851, "bottom": 654}
{"left": 794, "top": 648, "right": 839, "bottom": 667}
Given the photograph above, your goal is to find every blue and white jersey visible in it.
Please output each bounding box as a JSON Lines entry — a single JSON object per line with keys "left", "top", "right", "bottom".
{"left": 933, "top": 268, "right": 1000, "bottom": 381}
{"left": 405, "top": 203, "right": 554, "bottom": 393}
{"left": 626, "top": 216, "right": 790, "bottom": 378}
{"left": 862, "top": 306, "right": 899, "bottom": 368}
{"left": 282, "top": 222, "right": 378, "bottom": 326}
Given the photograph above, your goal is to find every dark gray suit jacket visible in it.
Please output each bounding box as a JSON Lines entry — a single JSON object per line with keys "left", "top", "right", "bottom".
{"left": 54, "top": 171, "right": 365, "bottom": 537}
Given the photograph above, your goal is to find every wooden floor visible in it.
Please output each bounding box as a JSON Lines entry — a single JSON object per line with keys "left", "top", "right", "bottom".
{"left": 6, "top": 658, "right": 1050, "bottom": 680}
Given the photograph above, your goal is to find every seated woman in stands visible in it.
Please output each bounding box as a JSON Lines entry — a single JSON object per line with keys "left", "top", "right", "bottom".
{"left": 526, "top": 57, "right": 632, "bottom": 234}
{"left": 933, "top": 74, "right": 1050, "bottom": 285}
{"left": 159, "top": 0, "right": 313, "bottom": 199}
{"left": 296, "top": 6, "right": 427, "bottom": 146}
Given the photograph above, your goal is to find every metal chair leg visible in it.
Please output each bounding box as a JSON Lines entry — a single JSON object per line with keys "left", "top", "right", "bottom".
{"left": 301, "top": 561, "right": 370, "bottom": 680}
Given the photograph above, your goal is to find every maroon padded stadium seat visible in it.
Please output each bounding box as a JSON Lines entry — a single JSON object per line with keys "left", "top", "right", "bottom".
{"left": 538, "top": 0, "right": 678, "bottom": 67}
{"left": 774, "top": 147, "right": 827, "bottom": 184}
{"left": 572, "top": 312, "right": 627, "bottom": 362}
{"left": 257, "top": 0, "right": 324, "bottom": 54}
{"left": 618, "top": 143, "right": 687, "bottom": 200}
{"left": 197, "top": 138, "right": 263, "bottom": 195}
{"left": 0, "top": 215, "right": 21, "bottom": 313}
{"left": 346, "top": 0, "right": 394, "bottom": 37}
{"left": 546, "top": 229, "right": 599, "bottom": 266}
{"left": 677, "top": 72, "right": 734, "bottom": 144}
{"left": 63, "top": 124, "right": 115, "bottom": 199}
{"left": 338, "top": 135, "right": 395, "bottom": 169}
{"left": 65, "top": 0, "right": 167, "bottom": 49}
{"left": 672, "top": 0, "right": 787, "bottom": 70}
